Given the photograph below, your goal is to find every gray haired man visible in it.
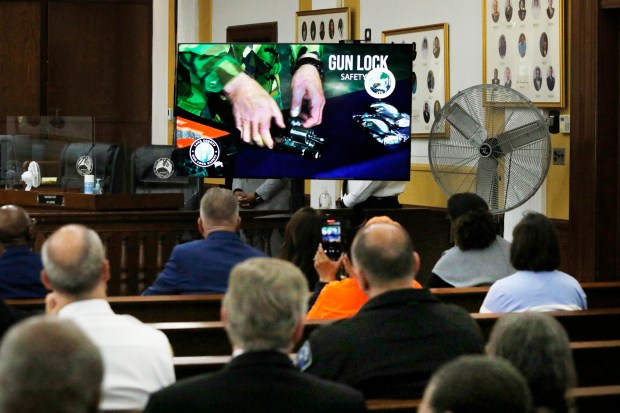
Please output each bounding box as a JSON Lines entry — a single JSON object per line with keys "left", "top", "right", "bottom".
{"left": 144, "top": 257, "right": 367, "bottom": 413}
{"left": 0, "top": 315, "right": 104, "bottom": 413}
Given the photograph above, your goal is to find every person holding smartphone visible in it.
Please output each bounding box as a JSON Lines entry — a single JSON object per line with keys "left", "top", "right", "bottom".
{"left": 280, "top": 207, "right": 328, "bottom": 290}
{"left": 307, "top": 216, "right": 421, "bottom": 320}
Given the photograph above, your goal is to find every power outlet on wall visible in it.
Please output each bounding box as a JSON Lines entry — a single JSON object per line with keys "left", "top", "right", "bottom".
{"left": 553, "top": 147, "right": 566, "bottom": 165}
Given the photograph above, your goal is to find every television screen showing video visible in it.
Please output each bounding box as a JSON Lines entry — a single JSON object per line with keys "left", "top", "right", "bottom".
{"left": 173, "top": 43, "right": 412, "bottom": 180}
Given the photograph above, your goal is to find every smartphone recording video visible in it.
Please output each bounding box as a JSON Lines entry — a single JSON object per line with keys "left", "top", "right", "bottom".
{"left": 321, "top": 217, "right": 342, "bottom": 260}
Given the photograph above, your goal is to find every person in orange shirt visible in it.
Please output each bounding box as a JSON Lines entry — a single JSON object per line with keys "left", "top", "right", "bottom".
{"left": 307, "top": 216, "right": 422, "bottom": 320}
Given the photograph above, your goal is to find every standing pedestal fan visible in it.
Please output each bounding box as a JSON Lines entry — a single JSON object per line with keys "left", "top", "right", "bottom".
{"left": 428, "top": 84, "right": 551, "bottom": 214}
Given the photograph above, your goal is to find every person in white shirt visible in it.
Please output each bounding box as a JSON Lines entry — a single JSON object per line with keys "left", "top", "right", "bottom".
{"left": 41, "top": 224, "right": 176, "bottom": 411}
{"left": 339, "top": 180, "right": 406, "bottom": 225}
{"left": 340, "top": 180, "right": 406, "bottom": 210}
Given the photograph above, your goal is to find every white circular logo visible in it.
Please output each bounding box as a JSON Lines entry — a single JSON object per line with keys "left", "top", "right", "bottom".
{"left": 189, "top": 138, "right": 221, "bottom": 168}
{"left": 76, "top": 156, "right": 93, "bottom": 176}
{"left": 365, "top": 67, "right": 396, "bottom": 99}
{"left": 153, "top": 157, "right": 174, "bottom": 179}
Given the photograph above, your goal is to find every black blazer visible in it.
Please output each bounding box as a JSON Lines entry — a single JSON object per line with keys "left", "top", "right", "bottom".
{"left": 144, "top": 351, "right": 367, "bottom": 413}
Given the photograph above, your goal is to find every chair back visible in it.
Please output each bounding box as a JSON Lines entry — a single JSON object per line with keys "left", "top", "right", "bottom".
{"left": 130, "top": 145, "right": 198, "bottom": 209}
{"left": 58, "top": 142, "right": 123, "bottom": 193}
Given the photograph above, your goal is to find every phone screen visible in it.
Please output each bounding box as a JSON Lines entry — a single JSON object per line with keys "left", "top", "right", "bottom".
{"left": 321, "top": 218, "right": 342, "bottom": 259}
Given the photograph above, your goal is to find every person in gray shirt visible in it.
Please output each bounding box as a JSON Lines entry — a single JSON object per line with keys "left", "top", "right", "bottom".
{"left": 428, "top": 193, "right": 514, "bottom": 288}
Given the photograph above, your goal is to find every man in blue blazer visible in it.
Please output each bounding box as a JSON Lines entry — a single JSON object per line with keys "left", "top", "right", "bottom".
{"left": 143, "top": 258, "right": 366, "bottom": 413}
{"left": 0, "top": 205, "right": 47, "bottom": 299}
{"left": 142, "top": 188, "right": 266, "bottom": 295}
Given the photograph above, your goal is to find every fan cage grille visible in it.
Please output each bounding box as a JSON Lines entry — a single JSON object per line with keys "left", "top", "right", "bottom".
{"left": 428, "top": 84, "right": 551, "bottom": 214}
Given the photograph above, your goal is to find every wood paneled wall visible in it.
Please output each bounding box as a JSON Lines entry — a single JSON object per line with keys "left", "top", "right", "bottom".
{"left": 569, "top": 0, "right": 620, "bottom": 281}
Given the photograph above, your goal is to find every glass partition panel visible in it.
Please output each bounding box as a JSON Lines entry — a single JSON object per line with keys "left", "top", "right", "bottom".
{"left": 4, "top": 116, "right": 93, "bottom": 188}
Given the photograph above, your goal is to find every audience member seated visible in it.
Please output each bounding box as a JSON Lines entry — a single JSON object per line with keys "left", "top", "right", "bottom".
{"left": 0, "top": 316, "right": 104, "bottom": 413}
{"left": 480, "top": 212, "right": 587, "bottom": 313}
{"left": 143, "top": 258, "right": 367, "bottom": 413}
{"left": 418, "top": 355, "right": 533, "bottom": 413}
{"left": 42, "top": 224, "right": 176, "bottom": 410}
{"left": 280, "top": 206, "right": 325, "bottom": 290}
{"left": 428, "top": 193, "right": 514, "bottom": 288}
{"left": 487, "top": 312, "right": 578, "bottom": 413}
{"left": 296, "top": 221, "right": 484, "bottom": 399}
{"left": 143, "top": 187, "right": 266, "bottom": 295}
{"left": 0, "top": 205, "right": 47, "bottom": 298}
{"left": 307, "top": 216, "right": 421, "bottom": 320}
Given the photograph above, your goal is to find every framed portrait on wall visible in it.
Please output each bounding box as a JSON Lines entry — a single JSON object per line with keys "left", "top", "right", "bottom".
{"left": 383, "top": 23, "right": 450, "bottom": 138}
{"left": 296, "top": 7, "right": 350, "bottom": 44}
{"left": 483, "top": 0, "right": 564, "bottom": 107}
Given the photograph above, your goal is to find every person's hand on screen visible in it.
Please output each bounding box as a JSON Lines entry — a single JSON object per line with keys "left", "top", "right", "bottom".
{"left": 290, "top": 64, "right": 325, "bottom": 128}
{"left": 224, "top": 72, "right": 285, "bottom": 149}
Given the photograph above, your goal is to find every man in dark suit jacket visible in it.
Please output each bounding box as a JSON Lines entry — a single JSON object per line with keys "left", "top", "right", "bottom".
{"left": 0, "top": 205, "right": 47, "bottom": 299}
{"left": 142, "top": 187, "right": 266, "bottom": 295}
{"left": 144, "top": 257, "right": 366, "bottom": 413}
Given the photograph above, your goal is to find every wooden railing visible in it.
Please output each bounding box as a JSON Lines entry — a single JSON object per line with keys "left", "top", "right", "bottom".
{"left": 25, "top": 207, "right": 454, "bottom": 295}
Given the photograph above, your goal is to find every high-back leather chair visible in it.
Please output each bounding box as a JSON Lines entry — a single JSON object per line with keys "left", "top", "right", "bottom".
{"left": 130, "top": 144, "right": 199, "bottom": 209}
{"left": 58, "top": 142, "right": 123, "bottom": 193}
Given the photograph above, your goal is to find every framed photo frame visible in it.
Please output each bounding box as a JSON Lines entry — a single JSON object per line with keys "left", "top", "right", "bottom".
{"left": 296, "top": 7, "right": 350, "bottom": 43}
{"left": 383, "top": 23, "right": 450, "bottom": 138}
{"left": 483, "top": 0, "right": 564, "bottom": 107}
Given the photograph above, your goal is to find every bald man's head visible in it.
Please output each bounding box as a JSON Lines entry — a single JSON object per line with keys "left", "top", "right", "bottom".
{"left": 351, "top": 223, "right": 416, "bottom": 286}
{"left": 0, "top": 205, "right": 33, "bottom": 246}
{"left": 41, "top": 225, "right": 106, "bottom": 295}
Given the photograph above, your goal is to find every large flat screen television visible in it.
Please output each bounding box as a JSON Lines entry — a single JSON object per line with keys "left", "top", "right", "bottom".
{"left": 173, "top": 43, "right": 412, "bottom": 180}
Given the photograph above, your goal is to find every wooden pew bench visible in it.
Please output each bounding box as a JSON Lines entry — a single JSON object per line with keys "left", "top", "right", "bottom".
{"left": 571, "top": 340, "right": 620, "bottom": 387}
{"left": 366, "top": 399, "right": 420, "bottom": 412}
{"left": 430, "top": 281, "right": 620, "bottom": 313}
{"left": 5, "top": 294, "right": 225, "bottom": 322}
{"left": 153, "top": 308, "right": 620, "bottom": 356}
{"left": 363, "top": 386, "right": 620, "bottom": 413}
{"left": 572, "top": 385, "right": 620, "bottom": 412}
{"left": 171, "top": 340, "right": 620, "bottom": 387}
{"left": 8, "top": 281, "right": 620, "bottom": 323}
{"left": 174, "top": 355, "right": 231, "bottom": 379}
{"left": 474, "top": 308, "right": 620, "bottom": 341}
{"left": 153, "top": 319, "right": 330, "bottom": 357}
